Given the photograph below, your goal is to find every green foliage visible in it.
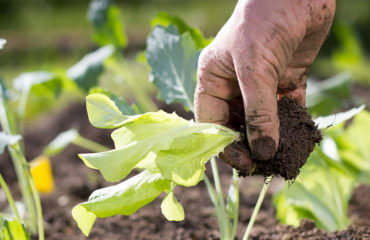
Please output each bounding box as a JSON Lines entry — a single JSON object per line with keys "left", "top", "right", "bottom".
{"left": 67, "top": 45, "right": 114, "bottom": 91}
{"left": 151, "top": 12, "right": 212, "bottom": 49}
{"left": 274, "top": 109, "right": 369, "bottom": 231}
{"left": 146, "top": 25, "right": 199, "bottom": 111}
{"left": 72, "top": 93, "right": 239, "bottom": 236}
{"left": 314, "top": 105, "right": 365, "bottom": 129}
{"left": 88, "top": 0, "right": 127, "bottom": 49}
{"left": 13, "top": 71, "right": 63, "bottom": 98}
{"left": 89, "top": 87, "right": 137, "bottom": 115}
{"left": 326, "top": 111, "right": 370, "bottom": 181}
{"left": 0, "top": 132, "right": 21, "bottom": 154}
{"left": 332, "top": 23, "right": 370, "bottom": 85}
{"left": 1, "top": 218, "right": 30, "bottom": 240}
{"left": 85, "top": 93, "right": 131, "bottom": 129}
{"left": 73, "top": 170, "right": 171, "bottom": 236}
{"left": 11, "top": 71, "right": 75, "bottom": 120}
{"left": 43, "top": 129, "right": 79, "bottom": 157}
{"left": 161, "top": 191, "right": 185, "bottom": 221}
{"left": 306, "top": 72, "right": 352, "bottom": 116}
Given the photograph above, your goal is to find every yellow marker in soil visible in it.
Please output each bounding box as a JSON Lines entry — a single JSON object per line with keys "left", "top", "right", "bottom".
{"left": 30, "top": 156, "right": 54, "bottom": 194}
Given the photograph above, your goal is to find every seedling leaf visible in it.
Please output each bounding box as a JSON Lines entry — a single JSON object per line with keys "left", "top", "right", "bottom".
{"left": 67, "top": 45, "right": 114, "bottom": 91}
{"left": 161, "top": 192, "right": 185, "bottom": 221}
{"left": 43, "top": 129, "right": 79, "bottom": 156}
{"left": 146, "top": 25, "right": 199, "bottom": 111}
{"left": 314, "top": 105, "right": 365, "bottom": 129}
{"left": 88, "top": 0, "right": 127, "bottom": 49}
{"left": 72, "top": 170, "right": 171, "bottom": 236}
{"left": 86, "top": 93, "right": 129, "bottom": 129}
{"left": 1, "top": 219, "right": 30, "bottom": 240}
{"left": 151, "top": 12, "right": 211, "bottom": 49}
{"left": 71, "top": 205, "right": 96, "bottom": 237}
{"left": 89, "top": 87, "right": 137, "bottom": 115}
{"left": 0, "top": 132, "right": 21, "bottom": 154}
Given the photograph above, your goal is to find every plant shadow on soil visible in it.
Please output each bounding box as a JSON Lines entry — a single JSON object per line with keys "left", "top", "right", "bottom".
{"left": 0, "top": 103, "right": 369, "bottom": 240}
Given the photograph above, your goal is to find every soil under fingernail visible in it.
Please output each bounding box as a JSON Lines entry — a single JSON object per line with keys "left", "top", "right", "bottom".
{"left": 236, "top": 97, "right": 322, "bottom": 180}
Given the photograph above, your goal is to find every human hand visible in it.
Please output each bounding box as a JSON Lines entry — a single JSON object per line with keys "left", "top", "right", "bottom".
{"left": 194, "top": 0, "right": 335, "bottom": 170}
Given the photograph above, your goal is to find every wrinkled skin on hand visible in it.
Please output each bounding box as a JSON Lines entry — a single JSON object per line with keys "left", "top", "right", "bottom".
{"left": 194, "top": 0, "right": 335, "bottom": 170}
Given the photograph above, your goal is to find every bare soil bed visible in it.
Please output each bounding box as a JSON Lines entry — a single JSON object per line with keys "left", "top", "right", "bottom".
{"left": 0, "top": 103, "right": 369, "bottom": 240}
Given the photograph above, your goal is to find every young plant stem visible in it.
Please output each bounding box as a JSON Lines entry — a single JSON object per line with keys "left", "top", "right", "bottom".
{"left": 0, "top": 91, "right": 37, "bottom": 233}
{"left": 230, "top": 169, "right": 239, "bottom": 240}
{"left": 242, "top": 176, "right": 273, "bottom": 240}
{"left": 0, "top": 174, "right": 21, "bottom": 222}
{"left": 210, "top": 157, "right": 230, "bottom": 239}
{"left": 72, "top": 135, "right": 110, "bottom": 153}
{"left": 203, "top": 175, "right": 227, "bottom": 239}
{"left": 25, "top": 170, "right": 44, "bottom": 240}
{"left": 17, "top": 81, "right": 32, "bottom": 136}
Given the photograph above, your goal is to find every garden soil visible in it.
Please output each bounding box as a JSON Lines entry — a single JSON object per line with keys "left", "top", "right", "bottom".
{"left": 0, "top": 103, "right": 369, "bottom": 240}
{"left": 236, "top": 97, "right": 322, "bottom": 180}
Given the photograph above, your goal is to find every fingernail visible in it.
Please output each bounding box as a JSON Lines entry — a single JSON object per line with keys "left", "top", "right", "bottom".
{"left": 251, "top": 136, "right": 276, "bottom": 161}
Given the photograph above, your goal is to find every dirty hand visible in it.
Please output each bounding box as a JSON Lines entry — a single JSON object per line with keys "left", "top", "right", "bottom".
{"left": 194, "top": 0, "right": 335, "bottom": 169}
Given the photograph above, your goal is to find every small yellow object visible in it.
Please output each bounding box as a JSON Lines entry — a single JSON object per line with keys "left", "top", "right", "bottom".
{"left": 30, "top": 156, "right": 54, "bottom": 194}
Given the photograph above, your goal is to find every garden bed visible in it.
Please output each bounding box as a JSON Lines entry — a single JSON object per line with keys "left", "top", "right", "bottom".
{"left": 1, "top": 103, "right": 369, "bottom": 240}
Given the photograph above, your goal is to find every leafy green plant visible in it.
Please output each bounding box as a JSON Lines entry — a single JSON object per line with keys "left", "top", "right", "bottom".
{"left": 274, "top": 106, "right": 368, "bottom": 231}
{"left": 72, "top": 93, "right": 240, "bottom": 236}
{"left": 0, "top": 88, "right": 44, "bottom": 240}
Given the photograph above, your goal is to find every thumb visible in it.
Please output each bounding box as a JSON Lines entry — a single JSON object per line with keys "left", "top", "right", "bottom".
{"left": 238, "top": 68, "right": 279, "bottom": 161}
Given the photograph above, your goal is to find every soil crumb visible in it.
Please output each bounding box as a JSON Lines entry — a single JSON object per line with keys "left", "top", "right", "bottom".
{"left": 239, "top": 97, "right": 322, "bottom": 180}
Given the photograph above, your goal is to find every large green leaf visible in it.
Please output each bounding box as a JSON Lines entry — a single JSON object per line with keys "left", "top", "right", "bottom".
{"left": 88, "top": 0, "right": 126, "bottom": 48}
{"left": 67, "top": 45, "right": 114, "bottom": 91}
{"left": 72, "top": 170, "right": 171, "bottom": 236}
{"left": 0, "top": 132, "right": 21, "bottom": 154}
{"left": 151, "top": 12, "right": 211, "bottom": 49}
{"left": 156, "top": 128, "right": 238, "bottom": 186}
{"left": 1, "top": 219, "right": 30, "bottom": 240}
{"left": 146, "top": 25, "right": 199, "bottom": 111}
{"left": 80, "top": 110, "right": 238, "bottom": 183}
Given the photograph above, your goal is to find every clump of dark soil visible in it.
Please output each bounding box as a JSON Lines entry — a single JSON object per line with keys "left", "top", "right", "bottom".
{"left": 238, "top": 97, "right": 322, "bottom": 180}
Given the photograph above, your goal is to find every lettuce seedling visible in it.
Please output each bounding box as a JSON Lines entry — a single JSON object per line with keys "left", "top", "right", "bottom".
{"left": 72, "top": 93, "right": 239, "bottom": 236}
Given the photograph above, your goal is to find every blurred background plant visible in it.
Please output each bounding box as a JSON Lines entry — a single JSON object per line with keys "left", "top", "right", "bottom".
{"left": 1, "top": 0, "right": 369, "bottom": 122}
